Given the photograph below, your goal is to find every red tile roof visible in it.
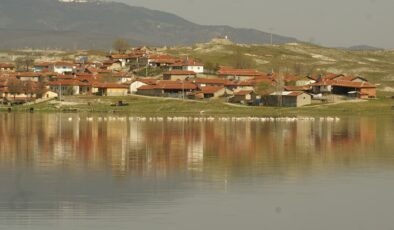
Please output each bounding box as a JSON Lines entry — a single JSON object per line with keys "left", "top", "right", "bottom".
{"left": 200, "top": 86, "right": 224, "bottom": 94}
{"left": 195, "top": 78, "right": 229, "bottom": 85}
{"left": 0, "top": 63, "right": 15, "bottom": 68}
{"left": 94, "top": 83, "right": 129, "bottom": 89}
{"left": 164, "top": 70, "right": 197, "bottom": 75}
{"left": 234, "top": 90, "right": 253, "bottom": 96}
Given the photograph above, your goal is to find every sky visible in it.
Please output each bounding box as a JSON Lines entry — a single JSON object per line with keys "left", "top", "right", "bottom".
{"left": 117, "top": 0, "right": 394, "bottom": 48}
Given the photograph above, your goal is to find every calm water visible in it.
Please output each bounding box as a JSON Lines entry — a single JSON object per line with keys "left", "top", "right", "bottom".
{"left": 0, "top": 113, "right": 393, "bottom": 230}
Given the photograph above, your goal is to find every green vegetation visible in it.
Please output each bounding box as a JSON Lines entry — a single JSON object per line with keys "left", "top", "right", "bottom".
{"left": 2, "top": 95, "right": 393, "bottom": 117}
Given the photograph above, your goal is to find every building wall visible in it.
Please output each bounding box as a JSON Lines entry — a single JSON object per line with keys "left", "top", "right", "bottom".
{"left": 52, "top": 66, "right": 73, "bottom": 74}
{"left": 105, "top": 88, "right": 128, "bottom": 96}
{"left": 163, "top": 74, "right": 192, "bottom": 81}
{"left": 184, "top": 66, "right": 204, "bottom": 74}
{"left": 295, "top": 94, "right": 312, "bottom": 107}
{"left": 130, "top": 82, "right": 147, "bottom": 94}
{"left": 359, "top": 88, "right": 376, "bottom": 98}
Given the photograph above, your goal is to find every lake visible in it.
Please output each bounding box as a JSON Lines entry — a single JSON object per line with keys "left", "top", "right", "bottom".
{"left": 0, "top": 113, "right": 393, "bottom": 230}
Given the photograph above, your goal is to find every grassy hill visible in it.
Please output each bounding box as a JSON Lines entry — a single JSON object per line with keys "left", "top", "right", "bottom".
{"left": 165, "top": 40, "right": 394, "bottom": 94}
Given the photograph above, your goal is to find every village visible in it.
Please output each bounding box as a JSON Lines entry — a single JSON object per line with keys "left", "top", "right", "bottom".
{"left": 0, "top": 44, "right": 378, "bottom": 109}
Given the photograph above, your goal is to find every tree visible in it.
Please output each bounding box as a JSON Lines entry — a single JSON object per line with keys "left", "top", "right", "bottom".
{"left": 22, "top": 80, "right": 34, "bottom": 98}
{"left": 35, "top": 82, "right": 47, "bottom": 98}
{"left": 204, "top": 61, "right": 220, "bottom": 74}
{"left": 112, "top": 38, "right": 130, "bottom": 54}
{"left": 255, "top": 81, "right": 276, "bottom": 96}
{"left": 7, "top": 79, "right": 23, "bottom": 100}
{"left": 15, "top": 56, "right": 35, "bottom": 71}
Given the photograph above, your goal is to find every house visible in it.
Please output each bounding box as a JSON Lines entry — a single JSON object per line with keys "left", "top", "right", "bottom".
{"left": 48, "top": 80, "right": 87, "bottom": 96}
{"left": 194, "top": 78, "right": 229, "bottom": 88}
{"left": 196, "top": 86, "right": 227, "bottom": 99}
{"left": 94, "top": 83, "right": 129, "bottom": 96}
{"left": 50, "top": 62, "right": 75, "bottom": 74}
{"left": 332, "top": 81, "right": 377, "bottom": 99}
{"left": 137, "top": 81, "right": 197, "bottom": 98}
{"left": 148, "top": 54, "right": 178, "bottom": 67}
{"left": 108, "top": 54, "right": 130, "bottom": 67}
{"left": 0, "top": 63, "right": 15, "bottom": 72}
{"left": 310, "top": 80, "right": 335, "bottom": 94}
{"left": 230, "top": 90, "right": 258, "bottom": 104}
{"left": 265, "top": 91, "right": 312, "bottom": 107}
{"left": 129, "top": 79, "right": 157, "bottom": 94}
{"left": 163, "top": 70, "right": 196, "bottom": 81}
{"left": 33, "top": 62, "right": 51, "bottom": 72}
{"left": 218, "top": 67, "right": 265, "bottom": 81}
{"left": 102, "top": 60, "right": 123, "bottom": 70}
{"left": 169, "top": 59, "right": 204, "bottom": 74}
{"left": 15, "top": 72, "right": 43, "bottom": 82}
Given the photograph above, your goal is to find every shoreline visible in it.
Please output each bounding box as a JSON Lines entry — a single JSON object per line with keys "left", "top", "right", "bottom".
{"left": 1, "top": 95, "right": 393, "bottom": 117}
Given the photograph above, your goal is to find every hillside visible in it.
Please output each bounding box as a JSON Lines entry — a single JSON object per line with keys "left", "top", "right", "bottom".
{"left": 0, "top": 0, "right": 297, "bottom": 49}
{"left": 164, "top": 40, "right": 394, "bottom": 93}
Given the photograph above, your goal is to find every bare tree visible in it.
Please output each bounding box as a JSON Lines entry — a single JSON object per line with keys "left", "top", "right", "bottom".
{"left": 15, "top": 56, "right": 35, "bottom": 71}
{"left": 7, "top": 79, "right": 23, "bottom": 100}
{"left": 112, "top": 38, "right": 130, "bottom": 54}
{"left": 22, "top": 80, "right": 34, "bottom": 98}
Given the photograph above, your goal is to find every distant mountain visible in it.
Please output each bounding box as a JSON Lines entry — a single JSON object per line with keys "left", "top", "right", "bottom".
{"left": 0, "top": 0, "right": 298, "bottom": 50}
{"left": 347, "top": 45, "right": 383, "bottom": 51}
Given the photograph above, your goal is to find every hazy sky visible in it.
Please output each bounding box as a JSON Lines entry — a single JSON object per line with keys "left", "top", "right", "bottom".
{"left": 117, "top": 0, "right": 394, "bottom": 48}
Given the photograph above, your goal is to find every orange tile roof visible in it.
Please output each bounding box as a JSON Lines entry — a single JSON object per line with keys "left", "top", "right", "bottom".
{"left": 200, "top": 86, "right": 224, "bottom": 94}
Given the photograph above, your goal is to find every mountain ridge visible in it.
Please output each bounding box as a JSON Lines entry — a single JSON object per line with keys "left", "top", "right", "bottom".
{"left": 0, "top": 0, "right": 298, "bottom": 49}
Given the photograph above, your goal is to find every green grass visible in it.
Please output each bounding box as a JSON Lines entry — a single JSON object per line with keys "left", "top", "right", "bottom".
{"left": 2, "top": 95, "right": 393, "bottom": 117}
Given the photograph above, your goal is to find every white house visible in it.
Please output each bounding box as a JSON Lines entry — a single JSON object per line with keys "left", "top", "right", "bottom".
{"left": 170, "top": 59, "right": 204, "bottom": 74}
{"left": 50, "top": 62, "right": 75, "bottom": 74}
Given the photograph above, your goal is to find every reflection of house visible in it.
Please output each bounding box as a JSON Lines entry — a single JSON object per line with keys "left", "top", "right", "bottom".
{"left": 95, "top": 83, "right": 129, "bottom": 96}
{"left": 265, "top": 91, "right": 312, "bottom": 107}
{"left": 163, "top": 70, "right": 196, "bottom": 81}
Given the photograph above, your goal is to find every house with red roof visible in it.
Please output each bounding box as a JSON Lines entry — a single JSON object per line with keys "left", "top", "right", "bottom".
{"left": 94, "top": 83, "right": 129, "bottom": 96}
{"left": 0, "top": 63, "right": 15, "bottom": 72}
{"left": 218, "top": 67, "right": 265, "bottom": 81}
{"left": 193, "top": 86, "right": 227, "bottom": 99}
{"left": 137, "top": 80, "right": 197, "bottom": 98}
{"left": 169, "top": 58, "right": 204, "bottom": 74}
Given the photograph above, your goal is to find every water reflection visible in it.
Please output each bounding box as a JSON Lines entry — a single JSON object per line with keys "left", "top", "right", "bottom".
{"left": 0, "top": 114, "right": 392, "bottom": 178}
{"left": 0, "top": 114, "right": 393, "bottom": 229}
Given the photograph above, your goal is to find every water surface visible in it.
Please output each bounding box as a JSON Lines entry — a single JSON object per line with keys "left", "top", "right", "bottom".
{"left": 0, "top": 113, "right": 393, "bottom": 230}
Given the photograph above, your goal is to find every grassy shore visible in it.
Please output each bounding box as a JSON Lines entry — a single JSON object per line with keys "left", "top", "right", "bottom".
{"left": 1, "top": 95, "right": 393, "bottom": 117}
